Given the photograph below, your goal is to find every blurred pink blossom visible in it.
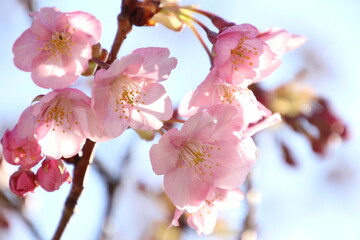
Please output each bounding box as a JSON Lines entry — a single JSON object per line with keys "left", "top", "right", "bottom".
{"left": 178, "top": 67, "right": 272, "bottom": 128}
{"left": 258, "top": 27, "right": 307, "bottom": 56}
{"left": 171, "top": 188, "right": 244, "bottom": 235}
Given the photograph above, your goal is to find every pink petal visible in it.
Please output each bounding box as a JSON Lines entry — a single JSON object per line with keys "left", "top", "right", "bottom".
{"left": 149, "top": 128, "right": 180, "bottom": 175}
{"left": 17, "top": 106, "right": 39, "bottom": 140}
{"left": 66, "top": 11, "right": 102, "bottom": 43}
{"left": 218, "top": 23, "right": 259, "bottom": 38}
{"left": 37, "top": 126, "right": 86, "bottom": 159}
{"left": 259, "top": 28, "right": 307, "bottom": 56}
{"left": 132, "top": 47, "right": 177, "bottom": 82}
{"left": 129, "top": 83, "right": 173, "bottom": 130}
{"left": 212, "top": 138, "right": 257, "bottom": 189}
{"left": 30, "top": 8, "right": 63, "bottom": 38}
{"left": 244, "top": 113, "right": 281, "bottom": 138}
{"left": 31, "top": 53, "right": 78, "bottom": 89}
{"left": 164, "top": 167, "right": 210, "bottom": 211}
{"left": 12, "top": 29, "right": 43, "bottom": 71}
{"left": 187, "top": 206, "right": 218, "bottom": 235}
{"left": 214, "top": 188, "right": 244, "bottom": 210}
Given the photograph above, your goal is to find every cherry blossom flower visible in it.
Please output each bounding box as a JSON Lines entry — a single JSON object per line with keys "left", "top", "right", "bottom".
{"left": 13, "top": 7, "right": 102, "bottom": 89}
{"left": 171, "top": 188, "right": 244, "bottom": 235}
{"left": 36, "top": 158, "right": 71, "bottom": 192}
{"left": 213, "top": 23, "right": 280, "bottom": 84}
{"left": 1, "top": 125, "right": 43, "bottom": 168}
{"left": 150, "top": 105, "right": 257, "bottom": 211}
{"left": 92, "top": 47, "right": 177, "bottom": 140}
{"left": 9, "top": 170, "right": 38, "bottom": 197}
{"left": 17, "top": 88, "right": 97, "bottom": 159}
{"left": 178, "top": 67, "right": 273, "bottom": 127}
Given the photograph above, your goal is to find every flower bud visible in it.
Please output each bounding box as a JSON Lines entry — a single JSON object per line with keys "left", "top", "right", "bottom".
{"left": 9, "top": 170, "right": 37, "bottom": 197}
{"left": 36, "top": 159, "right": 71, "bottom": 192}
{"left": 1, "top": 125, "right": 43, "bottom": 168}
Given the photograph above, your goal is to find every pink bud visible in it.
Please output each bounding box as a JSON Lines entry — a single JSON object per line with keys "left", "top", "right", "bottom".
{"left": 9, "top": 170, "right": 37, "bottom": 197}
{"left": 1, "top": 125, "right": 43, "bottom": 168}
{"left": 36, "top": 159, "right": 71, "bottom": 192}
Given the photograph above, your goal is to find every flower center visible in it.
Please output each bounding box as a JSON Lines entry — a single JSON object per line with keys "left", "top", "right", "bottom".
{"left": 40, "top": 99, "right": 75, "bottom": 132}
{"left": 216, "top": 85, "right": 237, "bottom": 105}
{"left": 214, "top": 84, "right": 248, "bottom": 108}
{"left": 179, "top": 141, "right": 220, "bottom": 181}
{"left": 15, "top": 148, "right": 27, "bottom": 162}
{"left": 113, "top": 76, "right": 146, "bottom": 119}
{"left": 230, "top": 37, "right": 259, "bottom": 70}
{"left": 43, "top": 31, "right": 73, "bottom": 60}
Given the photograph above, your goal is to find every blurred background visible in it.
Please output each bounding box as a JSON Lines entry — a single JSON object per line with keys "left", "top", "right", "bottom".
{"left": 1, "top": 0, "right": 360, "bottom": 239}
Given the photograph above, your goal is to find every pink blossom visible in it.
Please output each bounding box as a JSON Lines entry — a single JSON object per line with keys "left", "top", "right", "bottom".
{"left": 171, "top": 188, "right": 243, "bottom": 235}
{"left": 150, "top": 105, "right": 256, "bottom": 211}
{"left": 36, "top": 159, "right": 71, "bottom": 192}
{"left": 9, "top": 170, "right": 38, "bottom": 197}
{"left": 92, "top": 47, "right": 177, "bottom": 140}
{"left": 13, "top": 7, "right": 102, "bottom": 89}
{"left": 178, "top": 67, "right": 273, "bottom": 128}
{"left": 1, "top": 125, "right": 43, "bottom": 168}
{"left": 213, "top": 23, "right": 280, "bottom": 84}
{"left": 258, "top": 28, "right": 307, "bottom": 57}
{"left": 17, "top": 88, "right": 97, "bottom": 159}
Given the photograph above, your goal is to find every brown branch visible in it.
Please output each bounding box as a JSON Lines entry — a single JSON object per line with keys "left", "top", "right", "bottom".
{"left": 52, "top": 139, "right": 96, "bottom": 240}
{"left": 107, "top": 0, "right": 138, "bottom": 64}
{"left": 20, "top": 0, "right": 35, "bottom": 12}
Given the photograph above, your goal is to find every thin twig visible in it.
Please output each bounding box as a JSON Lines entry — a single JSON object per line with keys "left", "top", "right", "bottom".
{"left": 20, "top": 0, "right": 35, "bottom": 12}
{"left": 52, "top": 139, "right": 96, "bottom": 240}
{"left": 240, "top": 173, "right": 258, "bottom": 240}
{"left": 94, "top": 147, "right": 132, "bottom": 240}
{"left": 187, "top": 23, "right": 213, "bottom": 65}
{"left": 91, "top": 57, "right": 110, "bottom": 70}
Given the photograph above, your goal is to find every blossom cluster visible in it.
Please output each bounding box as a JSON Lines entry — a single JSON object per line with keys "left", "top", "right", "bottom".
{"left": 1, "top": 5, "right": 305, "bottom": 236}
{"left": 2, "top": 7, "right": 177, "bottom": 196}
{"left": 150, "top": 21, "right": 305, "bottom": 234}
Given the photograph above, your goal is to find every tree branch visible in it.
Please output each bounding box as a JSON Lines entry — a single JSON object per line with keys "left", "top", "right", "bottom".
{"left": 52, "top": 139, "right": 96, "bottom": 240}
{"left": 107, "top": 0, "right": 138, "bottom": 64}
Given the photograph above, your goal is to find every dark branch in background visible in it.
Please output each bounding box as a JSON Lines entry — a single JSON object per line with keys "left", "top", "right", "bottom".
{"left": 0, "top": 190, "right": 43, "bottom": 240}
{"left": 239, "top": 173, "right": 258, "bottom": 240}
{"left": 93, "top": 148, "right": 132, "bottom": 240}
{"left": 19, "top": 0, "right": 35, "bottom": 12}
